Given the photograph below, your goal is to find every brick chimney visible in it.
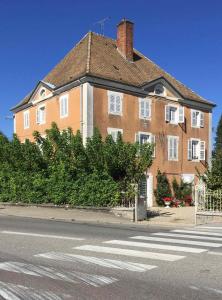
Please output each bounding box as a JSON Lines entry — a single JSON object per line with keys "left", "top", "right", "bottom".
{"left": 117, "top": 19, "right": 134, "bottom": 61}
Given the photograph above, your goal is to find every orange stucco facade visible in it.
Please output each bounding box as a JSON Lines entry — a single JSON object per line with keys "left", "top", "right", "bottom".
{"left": 15, "top": 86, "right": 81, "bottom": 142}
{"left": 14, "top": 83, "right": 212, "bottom": 206}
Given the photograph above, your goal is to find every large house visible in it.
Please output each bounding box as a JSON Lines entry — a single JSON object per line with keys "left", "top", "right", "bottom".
{"left": 12, "top": 19, "right": 215, "bottom": 207}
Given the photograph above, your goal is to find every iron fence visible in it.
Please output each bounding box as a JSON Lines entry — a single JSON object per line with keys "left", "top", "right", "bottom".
{"left": 195, "top": 187, "right": 222, "bottom": 213}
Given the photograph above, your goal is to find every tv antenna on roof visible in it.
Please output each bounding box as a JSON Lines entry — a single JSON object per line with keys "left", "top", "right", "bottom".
{"left": 94, "top": 17, "right": 110, "bottom": 36}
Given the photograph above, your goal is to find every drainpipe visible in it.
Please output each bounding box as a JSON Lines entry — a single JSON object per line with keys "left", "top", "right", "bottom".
{"left": 80, "top": 83, "right": 83, "bottom": 134}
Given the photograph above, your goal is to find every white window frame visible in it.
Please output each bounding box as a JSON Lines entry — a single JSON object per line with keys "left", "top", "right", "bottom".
{"left": 23, "top": 110, "right": 30, "bottom": 129}
{"left": 59, "top": 94, "right": 69, "bottom": 118}
{"left": 108, "top": 91, "right": 123, "bottom": 116}
{"left": 165, "top": 104, "right": 184, "bottom": 125}
{"left": 188, "top": 138, "right": 206, "bottom": 161}
{"left": 191, "top": 109, "right": 204, "bottom": 128}
{"left": 135, "top": 131, "right": 156, "bottom": 157}
{"left": 107, "top": 127, "right": 123, "bottom": 142}
{"left": 168, "top": 135, "right": 179, "bottom": 161}
{"left": 139, "top": 98, "right": 151, "bottom": 120}
{"left": 36, "top": 104, "right": 46, "bottom": 125}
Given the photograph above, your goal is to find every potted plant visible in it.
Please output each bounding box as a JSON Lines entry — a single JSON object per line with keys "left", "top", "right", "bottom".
{"left": 162, "top": 197, "right": 173, "bottom": 208}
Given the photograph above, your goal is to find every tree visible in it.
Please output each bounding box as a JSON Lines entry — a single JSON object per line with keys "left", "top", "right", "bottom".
{"left": 154, "top": 170, "right": 172, "bottom": 205}
{"left": 206, "top": 115, "right": 222, "bottom": 189}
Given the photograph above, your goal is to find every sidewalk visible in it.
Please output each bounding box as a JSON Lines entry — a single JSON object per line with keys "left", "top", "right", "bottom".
{"left": 0, "top": 204, "right": 195, "bottom": 227}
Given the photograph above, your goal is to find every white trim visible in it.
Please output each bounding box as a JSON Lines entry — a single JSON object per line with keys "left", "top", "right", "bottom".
{"left": 191, "top": 109, "right": 204, "bottom": 128}
{"left": 107, "top": 127, "right": 123, "bottom": 142}
{"left": 107, "top": 90, "right": 123, "bottom": 116}
{"left": 167, "top": 135, "right": 179, "bottom": 161}
{"left": 208, "top": 112, "right": 212, "bottom": 168}
{"left": 139, "top": 98, "right": 151, "bottom": 120}
{"left": 59, "top": 94, "right": 69, "bottom": 118}
{"left": 189, "top": 138, "right": 201, "bottom": 162}
{"left": 13, "top": 115, "right": 16, "bottom": 134}
{"left": 23, "top": 110, "right": 30, "bottom": 129}
{"left": 36, "top": 104, "right": 46, "bottom": 125}
{"left": 82, "top": 83, "right": 94, "bottom": 145}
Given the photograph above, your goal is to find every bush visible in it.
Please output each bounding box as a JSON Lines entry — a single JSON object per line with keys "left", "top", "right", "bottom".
{"left": 154, "top": 170, "right": 172, "bottom": 206}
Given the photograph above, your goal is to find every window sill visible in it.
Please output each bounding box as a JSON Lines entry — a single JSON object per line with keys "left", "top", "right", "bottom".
{"left": 108, "top": 112, "right": 122, "bottom": 116}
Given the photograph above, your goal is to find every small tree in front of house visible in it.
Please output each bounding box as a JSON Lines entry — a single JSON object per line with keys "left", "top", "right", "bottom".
{"left": 154, "top": 170, "right": 172, "bottom": 206}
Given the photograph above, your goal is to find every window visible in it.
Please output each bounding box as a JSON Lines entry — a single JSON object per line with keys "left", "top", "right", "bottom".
{"left": 165, "top": 105, "right": 184, "bottom": 124}
{"left": 188, "top": 139, "right": 206, "bottom": 161}
{"left": 154, "top": 84, "right": 166, "bottom": 96}
{"left": 40, "top": 89, "right": 46, "bottom": 99}
{"left": 136, "top": 132, "right": 156, "bottom": 157}
{"left": 107, "top": 128, "right": 123, "bottom": 142}
{"left": 108, "top": 91, "right": 122, "bottom": 115}
{"left": 36, "top": 105, "right": 46, "bottom": 124}
{"left": 168, "top": 136, "right": 179, "bottom": 161}
{"left": 139, "top": 98, "right": 151, "bottom": 120}
{"left": 191, "top": 110, "right": 204, "bottom": 128}
{"left": 23, "top": 110, "right": 30, "bottom": 129}
{"left": 60, "top": 94, "right": 68, "bottom": 118}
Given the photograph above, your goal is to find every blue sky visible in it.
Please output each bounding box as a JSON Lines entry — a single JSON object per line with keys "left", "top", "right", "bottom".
{"left": 0, "top": 0, "right": 221, "bottom": 138}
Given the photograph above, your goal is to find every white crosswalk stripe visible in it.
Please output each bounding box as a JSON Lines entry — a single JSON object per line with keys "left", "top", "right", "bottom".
{"left": 0, "top": 261, "right": 117, "bottom": 287}
{"left": 131, "top": 235, "right": 222, "bottom": 247}
{"left": 74, "top": 245, "right": 185, "bottom": 261}
{"left": 0, "top": 280, "right": 72, "bottom": 300}
{"left": 1, "top": 230, "right": 84, "bottom": 241}
{"left": 35, "top": 252, "right": 157, "bottom": 272}
{"left": 172, "top": 229, "right": 222, "bottom": 237}
{"left": 104, "top": 239, "right": 207, "bottom": 253}
{"left": 152, "top": 232, "right": 222, "bottom": 242}
{"left": 196, "top": 226, "right": 222, "bottom": 231}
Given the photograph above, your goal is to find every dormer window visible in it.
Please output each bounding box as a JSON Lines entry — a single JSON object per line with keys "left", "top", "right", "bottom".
{"left": 40, "top": 88, "right": 46, "bottom": 99}
{"left": 154, "top": 84, "right": 166, "bottom": 96}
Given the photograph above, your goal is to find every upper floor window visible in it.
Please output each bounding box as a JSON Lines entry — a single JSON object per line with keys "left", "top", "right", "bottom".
{"left": 60, "top": 94, "right": 69, "bottom": 118}
{"left": 107, "top": 127, "right": 123, "bottom": 142}
{"left": 191, "top": 110, "right": 204, "bottom": 128}
{"left": 40, "top": 88, "right": 46, "bottom": 99}
{"left": 136, "top": 131, "right": 155, "bottom": 157}
{"left": 36, "top": 105, "right": 46, "bottom": 124}
{"left": 139, "top": 98, "right": 151, "bottom": 120}
{"left": 165, "top": 105, "right": 184, "bottom": 124}
{"left": 168, "top": 135, "right": 179, "bottom": 161}
{"left": 108, "top": 91, "right": 122, "bottom": 115}
{"left": 23, "top": 110, "right": 30, "bottom": 129}
{"left": 154, "top": 84, "right": 166, "bottom": 96}
{"left": 188, "top": 139, "right": 205, "bottom": 161}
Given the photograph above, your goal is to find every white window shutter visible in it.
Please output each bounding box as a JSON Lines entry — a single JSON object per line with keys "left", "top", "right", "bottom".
{"left": 178, "top": 106, "right": 184, "bottom": 123}
{"left": 135, "top": 133, "right": 139, "bottom": 143}
{"left": 140, "top": 99, "right": 145, "bottom": 118}
{"left": 199, "top": 141, "right": 206, "bottom": 161}
{"left": 191, "top": 110, "right": 197, "bottom": 127}
{"left": 188, "top": 140, "right": 192, "bottom": 160}
{"left": 165, "top": 105, "right": 170, "bottom": 122}
{"left": 148, "top": 100, "right": 151, "bottom": 119}
{"left": 36, "top": 109, "right": 40, "bottom": 124}
{"left": 200, "top": 112, "right": 204, "bottom": 128}
{"left": 151, "top": 135, "right": 156, "bottom": 157}
{"left": 167, "top": 137, "right": 171, "bottom": 160}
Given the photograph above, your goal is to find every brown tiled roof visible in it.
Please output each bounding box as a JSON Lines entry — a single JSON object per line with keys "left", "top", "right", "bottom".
{"left": 15, "top": 32, "right": 214, "bottom": 108}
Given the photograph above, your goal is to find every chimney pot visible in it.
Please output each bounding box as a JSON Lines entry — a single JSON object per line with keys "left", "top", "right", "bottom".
{"left": 117, "top": 19, "right": 134, "bottom": 61}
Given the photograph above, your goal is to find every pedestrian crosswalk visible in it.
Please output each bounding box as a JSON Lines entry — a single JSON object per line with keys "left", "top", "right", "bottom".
{"left": 0, "top": 225, "right": 222, "bottom": 299}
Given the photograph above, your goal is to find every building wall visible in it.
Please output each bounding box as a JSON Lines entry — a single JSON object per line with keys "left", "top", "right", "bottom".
{"left": 93, "top": 86, "right": 210, "bottom": 197}
{"left": 15, "top": 86, "right": 81, "bottom": 141}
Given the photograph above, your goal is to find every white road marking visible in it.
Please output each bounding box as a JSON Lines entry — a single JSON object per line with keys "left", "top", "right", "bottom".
{"left": 131, "top": 235, "right": 222, "bottom": 248}
{"left": 104, "top": 240, "right": 206, "bottom": 253}
{"left": 0, "top": 280, "right": 71, "bottom": 300}
{"left": 172, "top": 229, "right": 222, "bottom": 237}
{"left": 35, "top": 252, "right": 157, "bottom": 272}
{"left": 196, "top": 226, "right": 222, "bottom": 231}
{"left": 153, "top": 232, "right": 222, "bottom": 242}
{"left": 0, "top": 261, "right": 117, "bottom": 287}
{"left": 207, "top": 251, "right": 222, "bottom": 256}
{"left": 205, "top": 287, "right": 222, "bottom": 295}
{"left": 74, "top": 245, "right": 185, "bottom": 261}
{"left": 0, "top": 230, "right": 84, "bottom": 241}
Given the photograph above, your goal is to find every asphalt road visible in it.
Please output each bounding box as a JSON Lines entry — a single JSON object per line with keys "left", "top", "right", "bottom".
{"left": 0, "top": 216, "right": 222, "bottom": 300}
